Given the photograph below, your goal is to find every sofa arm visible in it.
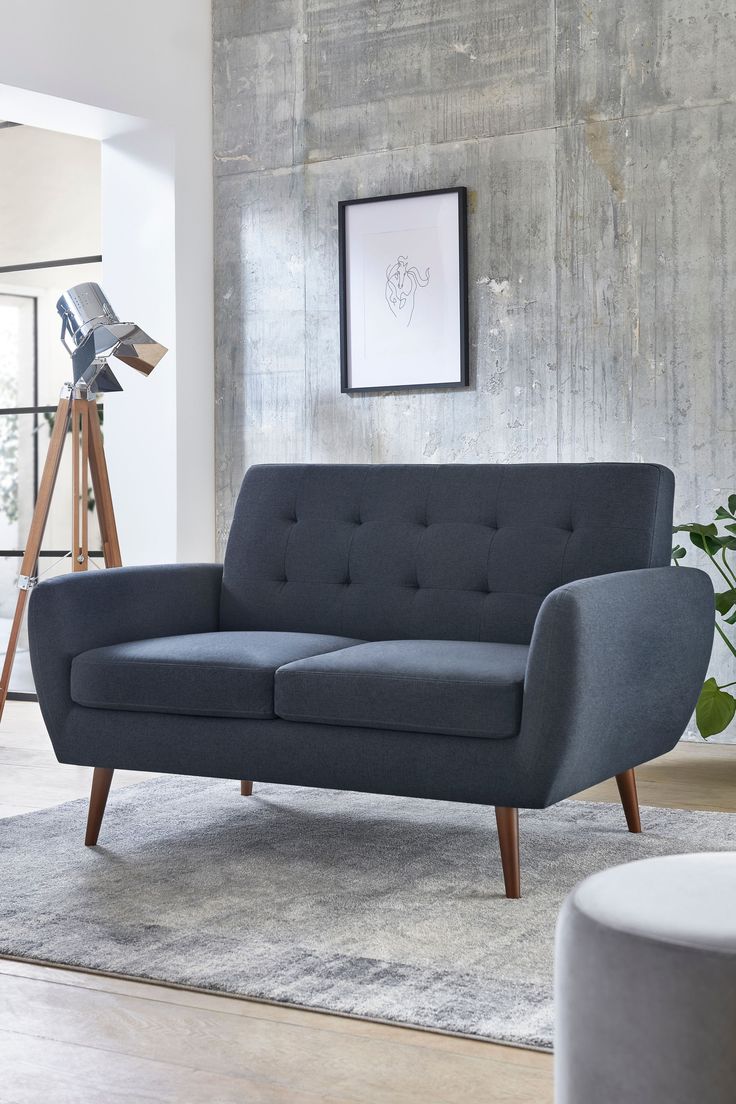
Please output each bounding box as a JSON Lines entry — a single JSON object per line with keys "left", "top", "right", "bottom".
{"left": 28, "top": 563, "right": 223, "bottom": 742}
{"left": 519, "top": 567, "right": 714, "bottom": 805}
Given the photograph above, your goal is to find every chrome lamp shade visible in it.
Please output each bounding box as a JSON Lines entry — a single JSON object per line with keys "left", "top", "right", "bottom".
{"left": 56, "top": 282, "right": 167, "bottom": 393}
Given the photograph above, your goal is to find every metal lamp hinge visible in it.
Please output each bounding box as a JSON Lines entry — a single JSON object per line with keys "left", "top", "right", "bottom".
{"left": 17, "top": 575, "right": 38, "bottom": 591}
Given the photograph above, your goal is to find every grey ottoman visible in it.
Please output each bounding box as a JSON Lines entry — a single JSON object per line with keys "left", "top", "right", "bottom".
{"left": 555, "top": 852, "right": 736, "bottom": 1103}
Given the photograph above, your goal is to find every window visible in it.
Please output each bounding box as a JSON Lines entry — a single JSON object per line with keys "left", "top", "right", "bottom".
{"left": 0, "top": 256, "right": 103, "bottom": 696}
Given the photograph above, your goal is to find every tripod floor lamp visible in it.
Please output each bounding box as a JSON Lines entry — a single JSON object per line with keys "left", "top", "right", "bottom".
{"left": 0, "top": 283, "right": 167, "bottom": 720}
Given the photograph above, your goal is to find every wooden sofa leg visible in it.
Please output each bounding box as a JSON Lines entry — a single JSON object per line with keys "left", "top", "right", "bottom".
{"left": 495, "top": 806, "right": 521, "bottom": 899}
{"left": 615, "top": 768, "right": 642, "bottom": 833}
{"left": 85, "top": 767, "right": 114, "bottom": 846}
{"left": 240, "top": 781, "right": 253, "bottom": 797}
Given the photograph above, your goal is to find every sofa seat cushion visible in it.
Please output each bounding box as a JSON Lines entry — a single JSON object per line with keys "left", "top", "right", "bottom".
{"left": 71, "top": 631, "right": 363, "bottom": 719}
{"left": 274, "top": 639, "right": 529, "bottom": 739}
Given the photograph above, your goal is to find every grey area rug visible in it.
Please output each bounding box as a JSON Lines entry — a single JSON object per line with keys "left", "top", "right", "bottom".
{"left": 2, "top": 778, "right": 736, "bottom": 1050}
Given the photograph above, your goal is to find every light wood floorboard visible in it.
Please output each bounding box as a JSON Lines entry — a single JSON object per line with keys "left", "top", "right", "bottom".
{"left": 1, "top": 702, "right": 735, "bottom": 1102}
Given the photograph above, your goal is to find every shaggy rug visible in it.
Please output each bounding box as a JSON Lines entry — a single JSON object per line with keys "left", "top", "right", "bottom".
{"left": 2, "top": 777, "right": 735, "bottom": 1050}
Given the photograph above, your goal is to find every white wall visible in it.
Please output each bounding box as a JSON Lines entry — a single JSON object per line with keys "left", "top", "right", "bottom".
{"left": 0, "top": 125, "right": 103, "bottom": 594}
{"left": 0, "top": 0, "right": 214, "bottom": 564}
{"left": 0, "top": 125, "right": 100, "bottom": 268}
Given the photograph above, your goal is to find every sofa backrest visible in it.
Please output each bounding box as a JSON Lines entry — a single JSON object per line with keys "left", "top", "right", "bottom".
{"left": 220, "top": 463, "right": 674, "bottom": 645}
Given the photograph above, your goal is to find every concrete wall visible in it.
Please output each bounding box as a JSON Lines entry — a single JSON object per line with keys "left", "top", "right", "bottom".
{"left": 213, "top": 1, "right": 736, "bottom": 736}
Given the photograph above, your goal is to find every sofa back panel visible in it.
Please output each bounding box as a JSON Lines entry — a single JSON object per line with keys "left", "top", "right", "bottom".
{"left": 220, "top": 463, "right": 674, "bottom": 644}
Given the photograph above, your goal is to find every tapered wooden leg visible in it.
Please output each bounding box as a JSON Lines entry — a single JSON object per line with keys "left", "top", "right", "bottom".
{"left": 85, "top": 767, "right": 114, "bottom": 846}
{"left": 495, "top": 806, "right": 521, "bottom": 899}
{"left": 615, "top": 768, "right": 642, "bottom": 833}
{"left": 240, "top": 780, "right": 253, "bottom": 797}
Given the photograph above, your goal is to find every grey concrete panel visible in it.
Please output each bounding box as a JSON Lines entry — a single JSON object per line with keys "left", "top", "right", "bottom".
{"left": 214, "top": 0, "right": 555, "bottom": 174}
{"left": 215, "top": 169, "right": 307, "bottom": 530}
{"left": 214, "top": 0, "right": 300, "bottom": 38}
{"left": 303, "top": 0, "right": 555, "bottom": 161}
{"left": 215, "top": 129, "right": 558, "bottom": 534}
{"left": 213, "top": 26, "right": 305, "bottom": 173}
{"left": 557, "top": 0, "right": 736, "bottom": 123}
{"left": 556, "top": 104, "right": 736, "bottom": 525}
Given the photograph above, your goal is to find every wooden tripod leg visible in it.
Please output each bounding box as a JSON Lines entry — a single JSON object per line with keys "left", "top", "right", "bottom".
{"left": 71, "top": 398, "right": 90, "bottom": 572}
{"left": 615, "top": 769, "right": 642, "bottom": 833}
{"left": 495, "top": 807, "right": 521, "bottom": 899}
{"left": 87, "top": 399, "right": 122, "bottom": 567}
{"left": 241, "top": 781, "right": 253, "bottom": 796}
{"left": 81, "top": 401, "right": 89, "bottom": 567}
{"left": 85, "top": 767, "right": 114, "bottom": 846}
{"left": 0, "top": 395, "right": 73, "bottom": 719}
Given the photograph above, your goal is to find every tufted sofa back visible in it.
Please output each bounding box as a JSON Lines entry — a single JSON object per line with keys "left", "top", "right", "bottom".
{"left": 220, "top": 464, "right": 674, "bottom": 645}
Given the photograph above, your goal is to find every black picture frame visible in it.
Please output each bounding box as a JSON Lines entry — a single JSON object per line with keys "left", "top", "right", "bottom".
{"left": 338, "top": 187, "right": 469, "bottom": 393}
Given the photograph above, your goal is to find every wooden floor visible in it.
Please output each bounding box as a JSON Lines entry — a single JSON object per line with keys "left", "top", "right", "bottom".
{"left": 2, "top": 702, "right": 736, "bottom": 1103}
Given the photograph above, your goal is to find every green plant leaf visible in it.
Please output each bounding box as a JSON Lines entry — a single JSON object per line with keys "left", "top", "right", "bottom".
{"left": 724, "top": 609, "right": 736, "bottom": 625}
{"left": 715, "top": 589, "right": 736, "bottom": 615}
{"left": 690, "top": 531, "right": 722, "bottom": 556}
{"left": 672, "top": 545, "right": 687, "bottom": 561}
{"left": 673, "top": 523, "right": 719, "bottom": 536}
{"left": 716, "top": 506, "right": 733, "bottom": 520}
{"left": 729, "top": 494, "right": 736, "bottom": 515}
{"left": 696, "top": 678, "right": 736, "bottom": 739}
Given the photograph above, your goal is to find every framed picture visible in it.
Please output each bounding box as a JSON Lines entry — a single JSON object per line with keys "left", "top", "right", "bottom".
{"left": 338, "top": 187, "right": 468, "bottom": 393}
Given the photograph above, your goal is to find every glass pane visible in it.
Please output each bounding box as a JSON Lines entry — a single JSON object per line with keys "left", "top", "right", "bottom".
{"left": 0, "top": 294, "right": 35, "bottom": 407}
{"left": 0, "top": 407, "right": 103, "bottom": 694}
{"left": 0, "top": 412, "right": 103, "bottom": 557}
{"left": 0, "top": 411, "right": 30, "bottom": 553}
{"left": 0, "top": 557, "right": 30, "bottom": 693}
{"left": 38, "top": 408, "right": 102, "bottom": 555}
{"left": 0, "top": 261, "right": 105, "bottom": 406}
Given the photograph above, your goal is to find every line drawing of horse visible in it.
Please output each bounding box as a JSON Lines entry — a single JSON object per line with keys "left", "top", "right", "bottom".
{"left": 385, "top": 255, "right": 430, "bottom": 326}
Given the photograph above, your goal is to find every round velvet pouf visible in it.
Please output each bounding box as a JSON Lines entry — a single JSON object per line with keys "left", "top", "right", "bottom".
{"left": 555, "top": 852, "right": 736, "bottom": 1104}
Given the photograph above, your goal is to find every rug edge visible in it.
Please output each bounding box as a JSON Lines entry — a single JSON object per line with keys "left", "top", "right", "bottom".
{"left": 0, "top": 952, "right": 552, "bottom": 1054}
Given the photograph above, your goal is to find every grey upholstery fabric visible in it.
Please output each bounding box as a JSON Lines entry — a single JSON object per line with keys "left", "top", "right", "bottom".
{"left": 71, "top": 631, "right": 363, "bottom": 719}
{"left": 556, "top": 854, "right": 736, "bottom": 1103}
{"left": 29, "top": 563, "right": 223, "bottom": 740}
{"left": 275, "top": 639, "right": 529, "bottom": 738}
{"left": 519, "top": 567, "right": 714, "bottom": 805}
{"left": 221, "top": 464, "right": 674, "bottom": 645}
{"left": 27, "top": 463, "right": 714, "bottom": 810}
{"left": 30, "top": 568, "right": 712, "bottom": 808}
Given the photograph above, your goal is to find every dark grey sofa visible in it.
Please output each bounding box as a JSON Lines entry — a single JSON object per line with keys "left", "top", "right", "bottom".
{"left": 29, "top": 463, "right": 714, "bottom": 897}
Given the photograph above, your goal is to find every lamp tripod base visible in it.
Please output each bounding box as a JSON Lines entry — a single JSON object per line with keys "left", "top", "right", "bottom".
{"left": 0, "top": 383, "right": 122, "bottom": 720}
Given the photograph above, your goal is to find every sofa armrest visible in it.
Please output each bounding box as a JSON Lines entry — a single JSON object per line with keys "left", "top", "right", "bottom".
{"left": 519, "top": 566, "right": 714, "bottom": 805}
{"left": 28, "top": 563, "right": 223, "bottom": 743}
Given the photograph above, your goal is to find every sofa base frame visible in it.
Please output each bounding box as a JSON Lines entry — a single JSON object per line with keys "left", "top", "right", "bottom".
{"left": 82, "top": 766, "right": 643, "bottom": 898}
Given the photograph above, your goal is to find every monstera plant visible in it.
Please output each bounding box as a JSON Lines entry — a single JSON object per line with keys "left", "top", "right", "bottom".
{"left": 673, "top": 496, "right": 736, "bottom": 738}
